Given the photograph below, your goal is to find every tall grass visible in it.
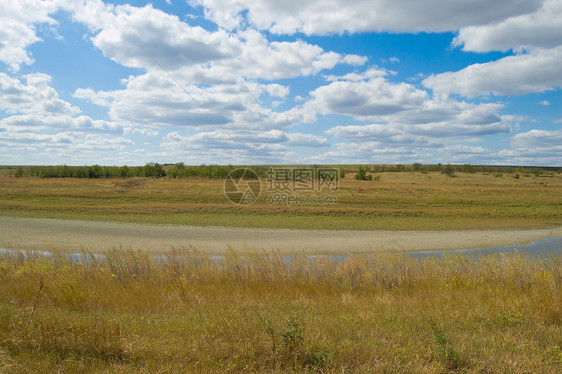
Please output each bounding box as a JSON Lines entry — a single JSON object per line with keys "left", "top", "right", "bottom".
{"left": 0, "top": 248, "right": 560, "bottom": 372}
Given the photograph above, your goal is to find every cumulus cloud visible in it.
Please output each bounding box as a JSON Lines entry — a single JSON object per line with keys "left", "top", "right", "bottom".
{"left": 423, "top": 46, "right": 562, "bottom": 97}
{"left": 0, "top": 0, "right": 60, "bottom": 71}
{"left": 426, "top": 0, "right": 562, "bottom": 98}
{"left": 497, "top": 129, "right": 562, "bottom": 165}
{"left": 265, "top": 84, "right": 290, "bottom": 98}
{"left": 1, "top": 0, "right": 558, "bottom": 166}
{"left": 190, "top": 0, "right": 541, "bottom": 35}
{"left": 160, "top": 130, "right": 296, "bottom": 164}
{"left": 67, "top": 3, "right": 362, "bottom": 83}
{"left": 86, "top": 4, "right": 240, "bottom": 70}
{"left": 454, "top": 0, "right": 562, "bottom": 52}
{"left": 74, "top": 72, "right": 310, "bottom": 130}
{"left": 307, "top": 77, "right": 427, "bottom": 119}
{"left": 0, "top": 70, "right": 130, "bottom": 166}
{"left": 307, "top": 76, "right": 511, "bottom": 138}
{"left": 161, "top": 129, "right": 327, "bottom": 155}
{"left": 441, "top": 144, "right": 488, "bottom": 154}
{"left": 0, "top": 73, "right": 80, "bottom": 116}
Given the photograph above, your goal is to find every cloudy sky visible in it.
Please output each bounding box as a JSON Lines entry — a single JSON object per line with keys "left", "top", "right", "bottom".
{"left": 1, "top": 0, "right": 561, "bottom": 166}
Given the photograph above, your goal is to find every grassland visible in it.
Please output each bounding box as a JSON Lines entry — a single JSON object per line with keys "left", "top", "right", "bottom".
{"left": 0, "top": 171, "right": 561, "bottom": 231}
{"left": 0, "top": 248, "right": 560, "bottom": 373}
{"left": 1, "top": 170, "right": 560, "bottom": 372}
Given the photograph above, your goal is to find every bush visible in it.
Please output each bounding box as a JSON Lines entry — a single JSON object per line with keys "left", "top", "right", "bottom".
{"left": 441, "top": 164, "right": 455, "bottom": 177}
{"left": 354, "top": 167, "right": 368, "bottom": 181}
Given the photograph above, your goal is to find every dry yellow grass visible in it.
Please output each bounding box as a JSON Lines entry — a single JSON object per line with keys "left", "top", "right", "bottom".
{"left": 0, "top": 248, "right": 560, "bottom": 373}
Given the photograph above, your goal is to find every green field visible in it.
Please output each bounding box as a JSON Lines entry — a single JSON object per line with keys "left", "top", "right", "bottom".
{"left": 0, "top": 170, "right": 561, "bottom": 230}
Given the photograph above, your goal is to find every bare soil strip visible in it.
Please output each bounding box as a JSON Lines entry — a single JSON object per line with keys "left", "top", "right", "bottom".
{"left": 1, "top": 216, "right": 561, "bottom": 254}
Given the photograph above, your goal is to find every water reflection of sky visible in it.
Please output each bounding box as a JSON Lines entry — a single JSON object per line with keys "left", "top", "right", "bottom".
{"left": 1, "top": 238, "right": 561, "bottom": 264}
{"left": 408, "top": 238, "right": 562, "bottom": 260}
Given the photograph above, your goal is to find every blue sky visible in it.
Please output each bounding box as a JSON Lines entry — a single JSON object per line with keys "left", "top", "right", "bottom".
{"left": 1, "top": 0, "right": 561, "bottom": 166}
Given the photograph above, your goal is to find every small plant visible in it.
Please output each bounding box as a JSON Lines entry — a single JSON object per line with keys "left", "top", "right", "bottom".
{"left": 493, "top": 172, "right": 503, "bottom": 178}
{"left": 547, "top": 345, "right": 562, "bottom": 363}
{"left": 278, "top": 314, "right": 305, "bottom": 353}
{"left": 496, "top": 313, "right": 520, "bottom": 327}
{"left": 304, "top": 350, "right": 331, "bottom": 371}
{"left": 258, "top": 312, "right": 306, "bottom": 364}
{"left": 429, "top": 319, "right": 461, "bottom": 370}
{"left": 514, "top": 173, "right": 520, "bottom": 179}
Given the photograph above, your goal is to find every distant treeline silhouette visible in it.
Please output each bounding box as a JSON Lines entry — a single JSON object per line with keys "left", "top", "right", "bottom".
{"left": 6, "top": 163, "right": 560, "bottom": 179}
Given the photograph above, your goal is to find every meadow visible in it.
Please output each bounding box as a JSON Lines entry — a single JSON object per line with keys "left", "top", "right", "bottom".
{"left": 0, "top": 170, "right": 561, "bottom": 230}
{"left": 0, "top": 167, "right": 561, "bottom": 372}
{"left": 0, "top": 248, "right": 560, "bottom": 373}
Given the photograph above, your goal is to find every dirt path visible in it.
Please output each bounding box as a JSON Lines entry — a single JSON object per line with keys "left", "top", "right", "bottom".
{"left": 1, "top": 216, "right": 561, "bottom": 254}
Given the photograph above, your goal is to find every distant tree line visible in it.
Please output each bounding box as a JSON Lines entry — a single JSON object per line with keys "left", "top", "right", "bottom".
{"left": 12, "top": 163, "right": 166, "bottom": 178}
{"left": 7, "top": 163, "right": 560, "bottom": 179}
{"left": 344, "top": 163, "right": 559, "bottom": 175}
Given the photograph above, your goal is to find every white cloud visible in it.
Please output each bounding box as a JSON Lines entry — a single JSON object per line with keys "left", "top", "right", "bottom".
{"left": 75, "top": 72, "right": 309, "bottom": 130}
{"left": 0, "top": 114, "right": 121, "bottom": 134}
{"left": 325, "top": 68, "right": 388, "bottom": 82}
{"left": 285, "top": 133, "right": 328, "bottom": 147}
{"left": 497, "top": 129, "right": 562, "bottom": 165}
{"left": 0, "top": 73, "right": 80, "bottom": 116}
{"left": 307, "top": 76, "right": 511, "bottom": 137}
{"left": 123, "top": 127, "right": 159, "bottom": 137}
{"left": 538, "top": 100, "right": 550, "bottom": 106}
{"left": 160, "top": 130, "right": 295, "bottom": 164}
{"left": 0, "top": 0, "right": 59, "bottom": 71}
{"left": 190, "top": 0, "right": 541, "bottom": 35}
{"left": 265, "top": 84, "right": 290, "bottom": 99}
{"left": 423, "top": 46, "right": 562, "bottom": 97}
{"left": 442, "top": 144, "right": 487, "bottom": 154}
{"left": 0, "top": 73, "right": 123, "bottom": 138}
{"left": 425, "top": 0, "right": 562, "bottom": 99}
{"left": 86, "top": 4, "right": 240, "bottom": 70}
{"left": 161, "top": 129, "right": 327, "bottom": 156}
{"left": 69, "top": 3, "right": 360, "bottom": 82}
{"left": 328, "top": 124, "right": 440, "bottom": 147}
{"left": 454, "top": 0, "right": 562, "bottom": 52}
{"left": 307, "top": 141, "right": 429, "bottom": 164}
{"left": 307, "top": 77, "right": 428, "bottom": 119}
{"left": 510, "top": 129, "right": 562, "bottom": 149}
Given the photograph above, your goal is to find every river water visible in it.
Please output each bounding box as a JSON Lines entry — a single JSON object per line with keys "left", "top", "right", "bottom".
{"left": 406, "top": 238, "right": 562, "bottom": 259}
{"left": 1, "top": 238, "right": 561, "bottom": 263}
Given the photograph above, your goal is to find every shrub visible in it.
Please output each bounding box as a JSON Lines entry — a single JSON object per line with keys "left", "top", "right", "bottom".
{"left": 354, "top": 167, "right": 368, "bottom": 181}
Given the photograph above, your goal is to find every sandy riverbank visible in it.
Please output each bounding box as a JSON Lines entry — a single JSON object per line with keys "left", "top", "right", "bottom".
{"left": 1, "top": 216, "right": 561, "bottom": 254}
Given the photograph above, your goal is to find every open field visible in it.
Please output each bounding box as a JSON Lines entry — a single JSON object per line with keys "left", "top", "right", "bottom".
{"left": 1, "top": 170, "right": 560, "bottom": 372}
{"left": 0, "top": 248, "right": 560, "bottom": 373}
{"left": 0, "top": 171, "right": 561, "bottom": 231}
{"left": 2, "top": 216, "right": 562, "bottom": 254}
